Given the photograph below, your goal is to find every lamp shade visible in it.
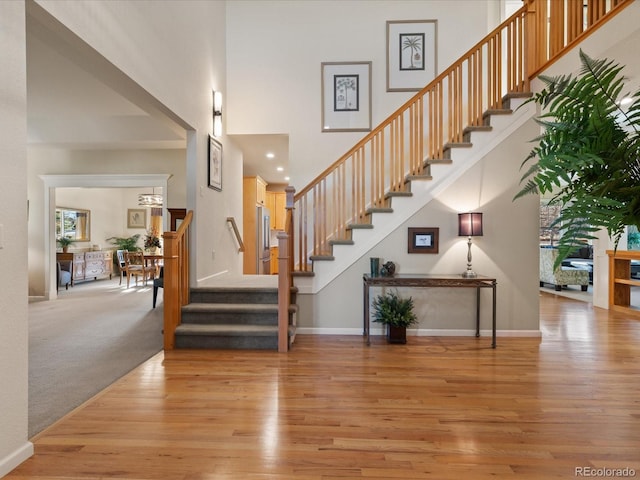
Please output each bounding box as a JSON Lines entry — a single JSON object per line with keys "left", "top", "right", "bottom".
{"left": 458, "top": 212, "right": 483, "bottom": 237}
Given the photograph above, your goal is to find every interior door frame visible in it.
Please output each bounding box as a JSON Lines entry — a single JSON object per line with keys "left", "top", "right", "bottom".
{"left": 41, "top": 174, "right": 170, "bottom": 299}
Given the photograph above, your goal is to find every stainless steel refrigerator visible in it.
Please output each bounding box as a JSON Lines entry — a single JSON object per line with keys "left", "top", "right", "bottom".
{"left": 256, "top": 206, "right": 271, "bottom": 274}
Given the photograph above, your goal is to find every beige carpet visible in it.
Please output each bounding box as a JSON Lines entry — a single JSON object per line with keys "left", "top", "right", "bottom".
{"left": 28, "top": 277, "right": 163, "bottom": 438}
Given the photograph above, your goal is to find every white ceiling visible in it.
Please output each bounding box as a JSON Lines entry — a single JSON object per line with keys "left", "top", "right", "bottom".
{"left": 26, "top": 18, "right": 289, "bottom": 185}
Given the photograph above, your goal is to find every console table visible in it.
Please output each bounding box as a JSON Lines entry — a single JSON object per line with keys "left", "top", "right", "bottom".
{"left": 363, "top": 273, "right": 497, "bottom": 348}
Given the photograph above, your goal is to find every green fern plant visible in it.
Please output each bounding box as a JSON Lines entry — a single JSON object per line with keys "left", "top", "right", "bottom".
{"left": 515, "top": 50, "right": 640, "bottom": 268}
{"left": 372, "top": 290, "right": 418, "bottom": 328}
{"left": 106, "top": 234, "right": 141, "bottom": 252}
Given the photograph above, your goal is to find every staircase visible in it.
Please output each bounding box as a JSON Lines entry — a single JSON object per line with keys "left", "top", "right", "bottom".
{"left": 161, "top": 0, "right": 633, "bottom": 352}
{"left": 175, "top": 285, "right": 298, "bottom": 350}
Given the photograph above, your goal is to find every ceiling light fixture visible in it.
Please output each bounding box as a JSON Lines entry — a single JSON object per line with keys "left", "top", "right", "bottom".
{"left": 266, "top": 152, "right": 275, "bottom": 159}
{"left": 138, "top": 188, "right": 163, "bottom": 207}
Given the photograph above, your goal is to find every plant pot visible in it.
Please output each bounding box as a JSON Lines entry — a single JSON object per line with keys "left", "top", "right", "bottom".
{"left": 62, "top": 246, "right": 69, "bottom": 253}
{"left": 387, "top": 325, "right": 407, "bottom": 344}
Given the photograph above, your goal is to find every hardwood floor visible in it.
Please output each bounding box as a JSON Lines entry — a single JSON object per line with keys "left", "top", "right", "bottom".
{"left": 8, "top": 292, "right": 640, "bottom": 479}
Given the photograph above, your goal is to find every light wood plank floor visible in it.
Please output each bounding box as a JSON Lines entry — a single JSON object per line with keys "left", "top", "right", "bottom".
{"left": 8, "top": 292, "right": 640, "bottom": 479}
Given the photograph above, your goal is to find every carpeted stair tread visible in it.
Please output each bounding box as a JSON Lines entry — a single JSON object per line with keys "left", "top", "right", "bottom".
{"left": 192, "top": 286, "right": 277, "bottom": 294}
{"left": 182, "top": 303, "right": 278, "bottom": 313}
{"left": 175, "top": 323, "right": 278, "bottom": 336}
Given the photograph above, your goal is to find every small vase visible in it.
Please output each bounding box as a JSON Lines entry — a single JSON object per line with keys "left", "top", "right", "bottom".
{"left": 62, "top": 246, "right": 69, "bottom": 253}
{"left": 370, "top": 257, "right": 380, "bottom": 277}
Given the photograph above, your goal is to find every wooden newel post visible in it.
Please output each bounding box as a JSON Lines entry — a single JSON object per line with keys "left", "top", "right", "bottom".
{"left": 277, "top": 231, "right": 290, "bottom": 352}
{"left": 285, "top": 186, "right": 295, "bottom": 279}
{"left": 162, "top": 231, "right": 180, "bottom": 350}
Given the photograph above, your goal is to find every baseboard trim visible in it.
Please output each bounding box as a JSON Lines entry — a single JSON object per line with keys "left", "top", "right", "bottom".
{"left": 0, "top": 441, "right": 34, "bottom": 477}
{"left": 296, "top": 327, "right": 542, "bottom": 337}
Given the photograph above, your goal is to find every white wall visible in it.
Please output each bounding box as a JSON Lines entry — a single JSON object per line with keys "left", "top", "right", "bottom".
{"left": 298, "top": 119, "right": 541, "bottom": 335}
{"left": 0, "top": 2, "right": 33, "bottom": 477}
{"left": 32, "top": 0, "right": 243, "bottom": 286}
{"left": 226, "top": 0, "right": 500, "bottom": 189}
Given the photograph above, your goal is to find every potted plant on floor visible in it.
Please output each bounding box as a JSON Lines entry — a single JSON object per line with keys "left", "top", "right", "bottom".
{"left": 57, "top": 236, "right": 74, "bottom": 253}
{"left": 372, "top": 290, "right": 418, "bottom": 344}
{"left": 515, "top": 50, "right": 640, "bottom": 268}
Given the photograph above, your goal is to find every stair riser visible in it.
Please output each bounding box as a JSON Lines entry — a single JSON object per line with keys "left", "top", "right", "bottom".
{"left": 181, "top": 311, "right": 278, "bottom": 325}
{"left": 190, "top": 290, "right": 278, "bottom": 304}
{"left": 175, "top": 334, "right": 278, "bottom": 350}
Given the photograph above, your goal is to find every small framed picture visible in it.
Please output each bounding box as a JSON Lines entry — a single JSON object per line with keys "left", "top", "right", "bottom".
{"left": 408, "top": 227, "right": 439, "bottom": 254}
{"left": 127, "top": 208, "right": 147, "bottom": 229}
{"left": 208, "top": 135, "right": 223, "bottom": 191}
{"left": 321, "top": 61, "right": 372, "bottom": 132}
{"left": 386, "top": 20, "right": 437, "bottom": 92}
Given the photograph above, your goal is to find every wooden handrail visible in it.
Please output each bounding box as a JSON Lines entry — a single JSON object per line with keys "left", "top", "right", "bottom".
{"left": 288, "top": 0, "right": 632, "bottom": 276}
{"left": 226, "top": 217, "right": 245, "bottom": 252}
{"left": 162, "top": 209, "right": 192, "bottom": 350}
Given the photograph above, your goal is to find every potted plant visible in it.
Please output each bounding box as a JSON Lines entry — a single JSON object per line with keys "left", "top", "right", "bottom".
{"left": 516, "top": 50, "right": 640, "bottom": 268}
{"left": 143, "top": 231, "right": 161, "bottom": 253}
{"left": 57, "top": 236, "right": 74, "bottom": 253}
{"left": 106, "top": 234, "right": 141, "bottom": 252}
{"left": 372, "top": 290, "right": 418, "bottom": 344}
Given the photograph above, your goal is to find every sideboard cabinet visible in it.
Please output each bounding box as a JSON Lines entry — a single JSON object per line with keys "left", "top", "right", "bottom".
{"left": 57, "top": 251, "right": 113, "bottom": 285}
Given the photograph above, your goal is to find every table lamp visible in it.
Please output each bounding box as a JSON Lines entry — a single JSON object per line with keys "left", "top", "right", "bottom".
{"left": 458, "top": 212, "right": 483, "bottom": 278}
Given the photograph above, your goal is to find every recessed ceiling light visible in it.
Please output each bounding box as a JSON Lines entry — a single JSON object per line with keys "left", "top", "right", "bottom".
{"left": 619, "top": 96, "right": 633, "bottom": 106}
{"left": 266, "top": 152, "right": 275, "bottom": 159}
{"left": 276, "top": 166, "right": 284, "bottom": 172}
{"left": 284, "top": 176, "right": 290, "bottom": 181}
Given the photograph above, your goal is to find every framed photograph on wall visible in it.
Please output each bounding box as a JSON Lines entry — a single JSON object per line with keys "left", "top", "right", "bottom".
{"left": 408, "top": 227, "right": 439, "bottom": 254}
{"left": 321, "top": 61, "right": 372, "bottom": 132}
{"left": 386, "top": 20, "right": 437, "bottom": 92}
{"left": 208, "top": 134, "right": 222, "bottom": 191}
{"left": 127, "top": 208, "right": 147, "bottom": 229}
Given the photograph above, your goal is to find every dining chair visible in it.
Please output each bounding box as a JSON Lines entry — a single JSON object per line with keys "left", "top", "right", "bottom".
{"left": 152, "top": 266, "right": 164, "bottom": 308}
{"left": 116, "top": 250, "right": 127, "bottom": 285}
{"left": 123, "top": 251, "right": 155, "bottom": 287}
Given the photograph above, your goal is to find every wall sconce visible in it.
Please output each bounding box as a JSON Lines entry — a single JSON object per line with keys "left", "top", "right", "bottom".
{"left": 213, "top": 90, "right": 222, "bottom": 137}
{"left": 458, "top": 212, "right": 483, "bottom": 278}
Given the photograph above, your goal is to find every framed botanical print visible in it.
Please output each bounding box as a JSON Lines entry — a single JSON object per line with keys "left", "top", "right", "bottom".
{"left": 321, "top": 61, "right": 372, "bottom": 132}
{"left": 208, "top": 135, "right": 222, "bottom": 191}
{"left": 386, "top": 20, "right": 438, "bottom": 92}
{"left": 127, "top": 209, "right": 147, "bottom": 229}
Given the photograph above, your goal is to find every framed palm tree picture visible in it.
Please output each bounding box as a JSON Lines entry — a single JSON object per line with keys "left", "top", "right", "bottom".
{"left": 386, "top": 20, "right": 437, "bottom": 92}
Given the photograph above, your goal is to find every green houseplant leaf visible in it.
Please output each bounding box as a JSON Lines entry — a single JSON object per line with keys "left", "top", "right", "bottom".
{"left": 372, "top": 290, "right": 418, "bottom": 328}
{"left": 516, "top": 50, "right": 640, "bottom": 268}
{"left": 106, "top": 234, "right": 141, "bottom": 252}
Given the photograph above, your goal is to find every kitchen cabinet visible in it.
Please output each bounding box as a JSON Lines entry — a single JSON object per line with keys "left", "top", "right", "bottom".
{"left": 244, "top": 176, "right": 267, "bottom": 207}
{"left": 266, "top": 191, "right": 286, "bottom": 231}
{"left": 243, "top": 176, "right": 268, "bottom": 274}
